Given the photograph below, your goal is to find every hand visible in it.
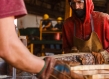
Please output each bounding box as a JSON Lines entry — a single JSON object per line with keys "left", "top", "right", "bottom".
{"left": 92, "top": 52, "right": 104, "bottom": 64}
{"left": 100, "top": 50, "right": 109, "bottom": 64}
{"left": 51, "top": 62, "right": 71, "bottom": 79}
{"left": 71, "top": 46, "right": 79, "bottom": 53}
{"left": 37, "top": 57, "right": 71, "bottom": 79}
{"left": 43, "top": 28, "right": 47, "bottom": 31}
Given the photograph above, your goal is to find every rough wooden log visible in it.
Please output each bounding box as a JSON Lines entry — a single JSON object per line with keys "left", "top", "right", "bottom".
{"left": 40, "top": 53, "right": 109, "bottom": 77}
{"left": 40, "top": 53, "right": 88, "bottom": 59}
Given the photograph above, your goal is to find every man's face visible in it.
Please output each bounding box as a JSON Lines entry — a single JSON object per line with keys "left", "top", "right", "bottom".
{"left": 70, "top": 0, "right": 85, "bottom": 9}
{"left": 70, "top": 0, "right": 86, "bottom": 18}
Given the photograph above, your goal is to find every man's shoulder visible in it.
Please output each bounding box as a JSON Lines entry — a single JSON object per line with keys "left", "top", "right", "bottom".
{"left": 93, "top": 11, "right": 109, "bottom": 19}
{"left": 64, "top": 17, "right": 73, "bottom": 23}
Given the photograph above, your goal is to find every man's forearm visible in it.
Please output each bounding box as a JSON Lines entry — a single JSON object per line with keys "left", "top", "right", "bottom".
{"left": 0, "top": 16, "right": 44, "bottom": 74}
{"left": 2, "top": 41, "right": 45, "bottom": 73}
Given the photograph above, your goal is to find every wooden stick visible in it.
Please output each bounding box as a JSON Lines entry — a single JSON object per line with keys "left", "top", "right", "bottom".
{"left": 40, "top": 52, "right": 88, "bottom": 59}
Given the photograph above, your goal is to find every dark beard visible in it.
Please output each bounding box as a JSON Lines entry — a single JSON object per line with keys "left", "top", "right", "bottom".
{"left": 73, "top": 9, "right": 85, "bottom": 18}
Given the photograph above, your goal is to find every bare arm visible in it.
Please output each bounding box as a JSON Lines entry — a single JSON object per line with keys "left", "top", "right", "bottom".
{"left": 0, "top": 16, "right": 44, "bottom": 74}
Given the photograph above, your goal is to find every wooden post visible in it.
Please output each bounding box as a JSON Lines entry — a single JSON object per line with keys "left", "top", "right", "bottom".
{"left": 39, "top": 20, "right": 43, "bottom": 40}
{"left": 39, "top": 20, "right": 45, "bottom": 56}
{"left": 65, "top": 0, "right": 72, "bottom": 20}
{"left": 30, "top": 44, "right": 33, "bottom": 54}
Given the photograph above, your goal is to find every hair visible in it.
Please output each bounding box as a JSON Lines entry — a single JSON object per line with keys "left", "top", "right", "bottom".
{"left": 68, "top": 0, "right": 71, "bottom": 2}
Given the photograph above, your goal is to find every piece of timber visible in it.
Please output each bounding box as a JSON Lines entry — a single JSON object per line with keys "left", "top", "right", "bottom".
{"left": 92, "top": 74, "right": 109, "bottom": 79}
{"left": 72, "top": 69, "right": 109, "bottom": 75}
{"left": 71, "top": 65, "right": 109, "bottom": 70}
{"left": 40, "top": 52, "right": 87, "bottom": 59}
{"left": 40, "top": 53, "right": 109, "bottom": 76}
{"left": 71, "top": 65, "right": 109, "bottom": 75}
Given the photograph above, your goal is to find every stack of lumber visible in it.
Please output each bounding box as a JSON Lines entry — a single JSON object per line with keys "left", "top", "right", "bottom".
{"left": 41, "top": 53, "right": 109, "bottom": 79}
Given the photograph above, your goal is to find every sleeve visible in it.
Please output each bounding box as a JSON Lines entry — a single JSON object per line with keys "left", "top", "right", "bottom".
{"left": 48, "top": 20, "right": 53, "bottom": 27}
{"left": 42, "top": 21, "right": 44, "bottom": 25}
{"left": 105, "top": 16, "right": 109, "bottom": 52}
{"left": 62, "top": 22, "right": 71, "bottom": 53}
{"left": 103, "top": 14, "right": 109, "bottom": 52}
{"left": 0, "top": 0, "right": 27, "bottom": 18}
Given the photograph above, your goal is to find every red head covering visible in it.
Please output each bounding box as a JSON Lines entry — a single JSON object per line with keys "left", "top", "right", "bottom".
{"left": 68, "top": 0, "right": 94, "bottom": 23}
{"left": 84, "top": 0, "right": 94, "bottom": 22}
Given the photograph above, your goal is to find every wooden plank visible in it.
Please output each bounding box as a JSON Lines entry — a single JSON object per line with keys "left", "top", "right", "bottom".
{"left": 72, "top": 69, "right": 109, "bottom": 75}
{"left": 40, "top": 52, "right": 88, "bottom": 59}
{"left": 71, "top": 65, "right": 109, "bottom": 75}
{"left": 71, "top": 65, "right": 109, "bottom": 70}
{"left": 93, "top": 74, "right": 109, "bottom": 79}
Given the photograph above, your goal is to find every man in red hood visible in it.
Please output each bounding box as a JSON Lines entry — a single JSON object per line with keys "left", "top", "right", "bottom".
{"left": 63, "top": 0, "right": 109, "bottom": 64}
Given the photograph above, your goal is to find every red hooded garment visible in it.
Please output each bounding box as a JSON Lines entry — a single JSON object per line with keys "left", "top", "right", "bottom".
{"left": 63, "top": 0, "right": 109, "bottom": 53}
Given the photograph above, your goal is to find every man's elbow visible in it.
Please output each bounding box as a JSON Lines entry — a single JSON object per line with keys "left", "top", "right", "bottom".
{"left": 0, "top": 47, "right": 10, "bottom": 59}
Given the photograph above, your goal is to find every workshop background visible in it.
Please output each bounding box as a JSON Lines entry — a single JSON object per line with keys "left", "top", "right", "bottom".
{"left": 17, "top": 0, "right": 109, "bottom": 56}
